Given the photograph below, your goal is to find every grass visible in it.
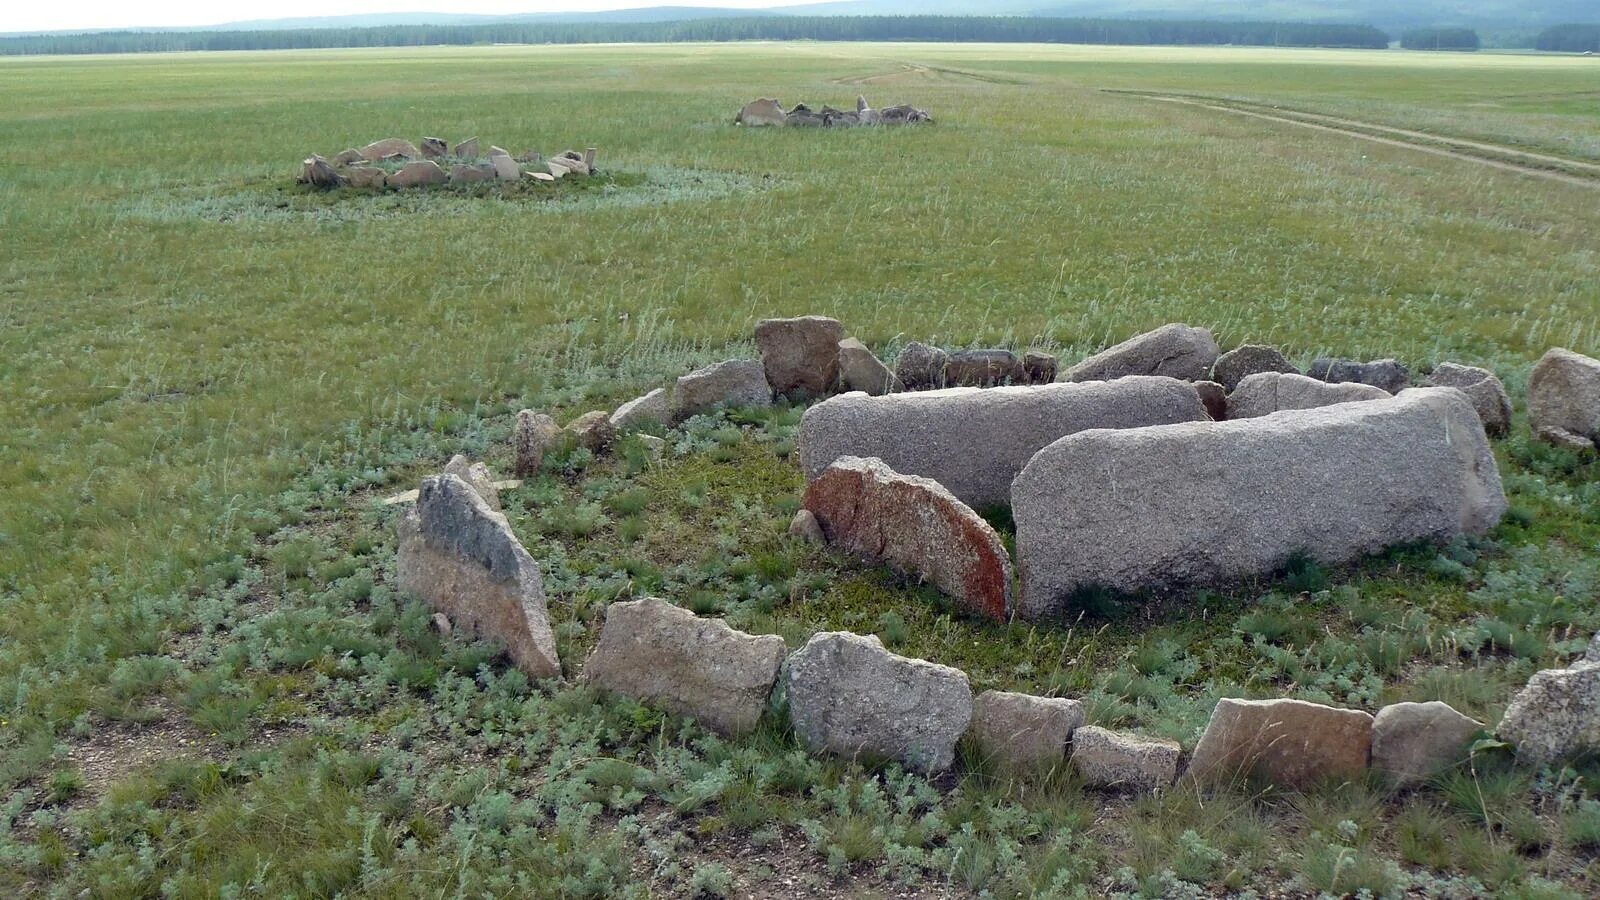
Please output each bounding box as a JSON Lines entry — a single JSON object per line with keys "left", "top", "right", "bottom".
{"left": 0, "top": 39, "right": 1599, "bottom": 896}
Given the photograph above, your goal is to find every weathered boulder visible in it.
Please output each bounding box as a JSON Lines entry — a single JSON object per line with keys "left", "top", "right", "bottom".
{"left": 785, "top": 632, "right": 972, "bottom": 774}
{"left": 581, "top": 598, "right": 785, "bottom": 736}
{"left": 1070, "top": 726, "right": 1180, "bottom": 792}
{"left": 788, "top": 509, "right": 824, "bottom": 544}
{"left": 879, "top": 104, "right": 932, "bottom": 125}
{"left": 1211, "top": 345, "right": 1297, "bottom": 392}
{"left": 894, "top": 341, "right": 949, "bottom": 391}
{"left": 396, "top": 475, "right": 560, "bottom": 679}
{"left": 1195, "top": 381, "right": 1227, "bottom": 421}
{"left": 360, "top": 137, "right": 420, "bottom": 162}
{"left": 803, "top": 456, "right": 1013, "bottom": 621}
{"left": 449, "top": 164, "right": 494, "bottom": 184}
{"left": 755, "top": 316, "right": 845, "bottom": 399}
{"left": 1187, "top": 698, "right": 1372, "bottom": 788}
{"left": 1063, "top": 324, "right": 1219, "bottom": 383}
{"left": 344, "top": 165, "right": 387, "bottom": 188}
{"left": 785, "top": 105, "right": 826, "bottom": 127}
{"left": 946, "top": 350, "right": 1024, "bottom": 387}
{"left": 1013, "top": 389, "right": 1505, "bottom": 615}
{"left": 387, "top": 160, "right": 448, "bottom": 187}
{"left": 610, "top": 388, "right": 670, "bottom": 432}
{"left": 513, "top": 410, "right": 563, "bottom": 477}
{"left": 799, "top": 376, "right": 1207, "bottom": 511}
{"left": 421, "top": 136, "right": 447, "bottom": 158}
{"left": 299, "top": 155, "right": 347, "bottom": 188}
{"left": 568, "top": 411, "right": 615, "bottom": 453}
{"left": 1308, "top": 357, "right": 1411, "bottom": 394}
{"left": 969, "top": 690, "right": 1082, "bottom": 771}
{"left": 1371, "top": 701, "right": 1482, "bottom": 785}
{"left": 671, "top": 359, "right": 772, "bottom": 421}
{"left": 1225, "top": 371, "right": 1389, "bottom": 420}
{"left": 443, "top": 454, "right": 501, "bottom": 511}
{"left": 1498, "top": 659, "right": 1600, "bottom": 765}
{"left": 1022, "top": 350, "right": 1058, "bottom": 385}
{"left": 1528, "top": 348, "right": 1600, "bottom": 451}
{"left": 838, "top": 338, "right": 901, "bottom": 396}
{"left": 1421, "top": 363, "right": 1512, "bottom": 437}
{"left": 455, "top": 137, "right": 480, "bottom": 158}
{"left": 736, "top": 98, "right": 787, "bottom": 126}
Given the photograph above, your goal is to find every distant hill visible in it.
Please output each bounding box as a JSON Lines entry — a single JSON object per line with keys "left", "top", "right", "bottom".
{"left": 204, "top": 7, "right": 781, "bottom": 32}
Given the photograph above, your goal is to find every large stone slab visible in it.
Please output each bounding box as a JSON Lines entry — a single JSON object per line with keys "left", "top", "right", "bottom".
{"left": 1070, "top": 726, "right": 1180, "bottom": 792}
{"left": 1421, "top": 363, "right": 1512, "bottom": 437}
{"left": 1308, "top": 357, "right": 1411, "bottom": 394}
{"left": 1187, "top": 698, "right": 1372, "bottom": 788}
{"left": 1225, "top": 371, "right": 1388, "bottom": 420}
{"left": 513, "top": 410, "right": 563, "bottom": 476}
{"left": 894, "top": 341, "right": 949, "bottom": 391}
{"left": 945, "top": 350, "right": 1024, "bottom": 387}
{"left": 1063, "top": 324, "right": 1219, "bottom": 383}
{"left": 803, "top": 456, "right": 1013, "bottom": 621}
{"left": 736, "top": 98, "right": 787, "bottom": 126}
{"left": 838, "top": 338, "right": 901, "bottom": 396}
{"left": 799, "top": 376, "right": 1207, "bottom": 511}
{"left": 1528, "top": 347, "right": 1600, "bottom": 451}
{"left": 1211, "top": 345, "right": 1297, "bottom": 392}
{"left": 785, "top": 632, "right": 972, "bottom": 774}
{"left": 443, "top": 454, "right": 501, "bottom": 511}
{"left": 755, "top": 316, "right": 845, "bottom": 399}
{"left": 1013, "top": 388, "right": 1505, "bottom": 615}
{"left": 969, "top": 690, "right": 1082, "bottom": 771}
{"left": 1497, "top": 659, "right": 1600, "bottom": 765}
{"left": 387, "top": 160, "right": 447, "bottom": 187}
{"left": 360, "top": 137, "right": 420, "bottom": 161}
{"left": 396, "top": 474, "right": 560, "bottom": 680}
{"left": 671, "top": 359, "right": 772, "bottom": 421}
{"left": 1371, "top": 701, "right": 1482, "bottom": 785}
{"left": 581, "top": 598, "right": 786, "bottom": 736}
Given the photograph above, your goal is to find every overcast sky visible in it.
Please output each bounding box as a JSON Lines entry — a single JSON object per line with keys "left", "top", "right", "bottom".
{"left": 3, "top": 1, "right": 797, "bottom": 34}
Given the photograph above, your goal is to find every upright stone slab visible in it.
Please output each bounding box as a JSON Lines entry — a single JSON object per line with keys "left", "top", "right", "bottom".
{"left": 969, "top": 690, "right": 1083, "bottom": 770}
{"left": 345, "top": 166, "right": 387, "bottom": 188}
{"left": 1022, "top": 350, "right": 1058, "bottom": 385}
{"left": 1498, "top": 658, "right": 1600, "bottom": 765}
{"left": 1309, "top": 357, "right": 1410, "bottom": 394}
{"left": 894, "top": 341, "right": 949, "bottom": 391}
{"left": 1371, "top": 701, "right": 1482, "bottom": 785}
{"left": 1422, "top": 363, "right": 1512, "bottom": 437}
{"left": 1211, "top": 344, "right": 1297, "bottom": 392}
{"left": 838, "top": 338, "right": 901, "bottom": 396}
{"left": 736, "top": 98, "right": 787, "bottom": 126}
{"left": 785, "top": 632, "right": 972, "bottom": 774}
{"left": 388, "top": 160, "right": 447, "bottom": 187}
{"left": 360, "top": 137, "right": 420, "bottom": 162}
{"left": 513, "top": 410, "right": 563, "bottom": 477}
{"left": 945, "top": 350, "right": 1024, "bottom": 387}
{"left": 396, "top": 475, "right": 560, "bottom": 679}
{"left": 420, "top": 137, "right": 448, "bottom": 158}
{"left": 455, "top": 137, "right": 480, "bottom": 158}
{"left": 1063, "top": 324, "right": 1219, "bottom": 383}
{"left": 1070, "top": 726, "right": 1180, "bottom": 792}
{"left": 1187, "top": 698, "right": 1372, "bottom": 788}
{"left": 610, "top": 388, "right": 670, "bottom": 432}
{"left": 1013, "top": 389, "right": 1505, "bottom": 616}
{"left": 1528, "top": 347, "right": 1600, "bottom": 451}
{"left": 581, "top": 598, "right": 786, "bottom": 736}
{"left": 799, "top": 377, "right": 1207, "bottom": 511}
{"left": 672, "top": 359, "right": 772, "bottom": 421}
{"left": 803, "top": 457, "right": 1013, "bottom": 621}
{"left": 443, "top": 454, "right": 501, "bottom": 511}
{"left": 1225, "top": 371, "right": 1388, "bottom": 420}
{"left": 755, "top": 316, "right": 845, "bottom": 399}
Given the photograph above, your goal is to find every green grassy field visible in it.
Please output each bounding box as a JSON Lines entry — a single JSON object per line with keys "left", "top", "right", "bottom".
{"left": 2, "top": 42, "right": 1599, "bottom": 897}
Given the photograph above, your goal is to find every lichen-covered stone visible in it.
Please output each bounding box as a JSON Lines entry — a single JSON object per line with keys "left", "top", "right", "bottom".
{"left": 1498, "top": 659, "right": 1600, "bottom": 765}
{"left": 1422, "top": 363, "right": 1512, "bottom": 437}
{"left": 755, "top": 316, "right": 845, "bottom": 399}
{"left": 1211, "top": 344, "right": 1298, "bottom": 392}
{"left": 443, "top": 454, "right": 500, "bottom": 511}
{"left": 894, "top": 341, "right": 949, "bottom": 391}
{"left": 838, "top": 338, "right": 901, "bottom": 396}
{"left": 1070, "top": 726, "right": 1180, "bottom": 792}
{"left": 671, "top": 359, "right": 772, "bottom": 421}
{"left": 513, "top": 410, "right": 563, "bottom": 477}
{"left": 610, "top": 388, "right": 670, "bottom": 432}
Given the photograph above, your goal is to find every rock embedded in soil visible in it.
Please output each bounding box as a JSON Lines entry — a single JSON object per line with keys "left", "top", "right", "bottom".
{"left": 333, "top": 148, "right": 364, "bottom": 166}
{"left": 488, "top": 149, "right": 521, "bottom": 181}
{"left": 1186, "top": 698, "right": 1372, "bottom": 788}
{"left": 1070, "top": 726, "right": 1180, "bottom": 792}
{"left": 513, "top": 410, "right": 563, "bottom": 476}
{"left": 387, "top": 160, "right": 448, "bottom": 187}
{"left": 567, "top": 411, "right": 616, "bottom": 453}
{"left": 894, "top": 341, "right": 949, "bottom": 391}
{"left": 671, "top": 359, "right": 772, "bottom": 421}
{"left": 1194, "top": 380, "right": 1227, "bottom": 420}
{"left": 1022, "top": 350, "right": 1058, "bottom": 385}
{"left": 1371, "top": 701, "right": 1483, "bottom": 785}
{"left": 1528, "top": 347, "right": 1600, "bottom": 451}
{"left": 803, "top": 456, "right": 1013, "bottom": 621}
{"left": 969, "top": 690, "right": 1083, "bottom": 771}
{"left": 1211, "top": 344, "right": 1297, "bottom": 392}
{"left": 449, "top": 164, "right": 494, "bottom": 184}
{"left": 1420, "top": 362, "right": 1512, "bottom": 437}
{"left": 799, "top": 376, "right": 1207, "bottom": 511}
{"left": 736, "top": 98, "right": 788, "bottom": 125}
{"left": 344, "top": 165, "right": 387, "bottom": 188}
{"left": 785, "top": 631, "right": 972, "bottom": 774}
{"left": 1224, "top": 371, "right": 1389, "bottom": 419}
{"left": 360, "top": 137, "right": 420, "bottom": 162}
{"left": 581, "top": 598, "right": 786, "bottom": 736}
{"left": 944, "top": 349, "right": 1024, "bottom": 387}
{"left": 454, "top": 137, "right": 480, "bottom": 158}
{"left": 788, "top": 508, "right": 824, "bottom": 543}
{"left": 420, "top": 136, "right": 447, "bottom": 158}
{"left": 1062, "top": 324, "right": 1219, "bottom": 383}
{"left": 1012, "top": 388, "right": 1506, "bottom": 615}
{"left": 1308, "top": 357, "right": 1411, "bottom": 394}
{"left": 443, "top": 454, "right": 501, "bottom": 511}
{"left": 755, "top": 316, "right": 845, "bottom": 399}
{"left": 837, "top": 338, "right": 901, "bottom": 396}
{"left": 395, "top": 474, "right": 560, "bottom": 680}
{"left": 299, "top": 155, "right": 347, "bottom": 188}
{"left": 1497, "top": 657, "right": 1600, "bottom": 765}
{"left": 609, "top": 388, "right": 670, "bottom": 432}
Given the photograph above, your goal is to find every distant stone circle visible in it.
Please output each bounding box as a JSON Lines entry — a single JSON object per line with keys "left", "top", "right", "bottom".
{"left": 736, "top": 94, "right": 932, "bottom": 127}
{"left": 298, "top": 136, "right": 599, "bottom": 190}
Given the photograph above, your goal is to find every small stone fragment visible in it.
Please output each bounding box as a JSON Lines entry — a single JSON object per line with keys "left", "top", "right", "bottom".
{"left": 513, "top": 410, "right": 563, "bottom": 476}
{"left": 360, "top": 137, "right": 421, "bottom": 162}
{"left": 449, "top": 164, "right": 494, "bottom": 184}
{"left": 1070, "top": 726, "right": 1180, "bottom": 792}
{"left": 1022, "top": 350, "right": 1058, "bottom": 385}
{"left": 299, "top": 155, "right": 347, "bottom": 188}
{"left": 455, "top": 137, "right": 480, "bottom": 158}
{"left": 420, "top": 137, "right": 447, "bottom": 158}
{"left": 568, "top": 411, "right": 616, "bottom": 453}
{"left": 443, "top": 454, "right": 501, "bottom": 511}
{"left": 735, "top": 99, "right": 785, "bottom": 125}
{"left": 345, "top": 165, "right": 386, "bottom": 188}
{"left": 333, "top": 148, "right": 364, "bottom": 166}
{"left": 1194, "top": 380, "right": 1227, "bottom": 420}
{"left": 969, "top": 690, "right": 1083, "bottom": 771}
{"left": 1421, "top": 363, "right": 1512, "bottom": 437}
{"left": 945, "top": 349, "right": 1024, "bottom": 387}
{"left": 387, "top": 160, "right": 448, "bottom": 187}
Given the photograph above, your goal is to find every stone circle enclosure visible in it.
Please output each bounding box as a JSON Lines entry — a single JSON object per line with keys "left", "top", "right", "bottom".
{"left": 736, "top": 94, "right": 933, "bottom": 127}
{"left": 299, "top": 135, "right": 600, "bottom": 190}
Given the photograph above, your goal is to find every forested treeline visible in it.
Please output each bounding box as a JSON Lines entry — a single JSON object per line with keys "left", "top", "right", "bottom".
{"left": 1399, "top": 28, "right": 1480, "bottom": 51}
{"left": 1535, "top": 24, "right": 1600, "bottom": 52}
{"left": 0, "top": 16, "right": 1392, "bottom": 56}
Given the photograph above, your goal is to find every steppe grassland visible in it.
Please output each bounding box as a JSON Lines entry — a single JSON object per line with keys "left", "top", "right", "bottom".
{"left": 0, "top": 41, "right": 1598, "bottom": 896}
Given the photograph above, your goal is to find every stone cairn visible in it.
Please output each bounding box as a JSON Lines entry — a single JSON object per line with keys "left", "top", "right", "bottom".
{"left": 392, "top": 321, "right": 1600, "bottom": 791}
{"left": 298, "top": 136, "right": 600, "bottom": 190}
{"left": 736, "top": 95, "right": 932, "bottom": 128}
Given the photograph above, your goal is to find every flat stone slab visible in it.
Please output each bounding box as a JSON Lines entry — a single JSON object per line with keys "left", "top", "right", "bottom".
{"left": 672, "top": 359, "right": 772, "bottom": 421}
{"left": 803, "top": 456, "right": 1013, "bottom": 621}
{"left": 785, "top": 632, "right": 972, "bottom": 774}
{"left": 1225, "top": 371, "right": 1388, "bottom": 420}
{"left": 1070, "top": 726, "right": 1180, "bottom": 792}
{"left": 395, "top": 474, "right": 560, "bottom": 680}
{"left": 756, "top": 316, "right": 844, "bottom": 399}
{"left": 1013, "top": 388, "right": 1506, "bottom": 615}
{"left": 1528, "top": 347, "right": 1600, "bottom": 451}
{"left": 799, "top": 376, "right": 1207, "bottom": 511}
{"left": 1498, "top": 659, "right": 1600, "bottom": 766}
{"left": 969, "top": 690, "right": 1082, "bottom": 771}
{"left": 581, "top": 598, "right": 786, "bottom": 736}
{"left": 1063, "top": 324, "right": 1219, "bottom": 383}
{"left": 1372, "top": 701, "right": 1483, "bottom": 785}
{"left": 513, "top": 410, "right": 563, "bottom": 476}
{"left": 1187, "top": 698, "right": 1372, "bottom": 788}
